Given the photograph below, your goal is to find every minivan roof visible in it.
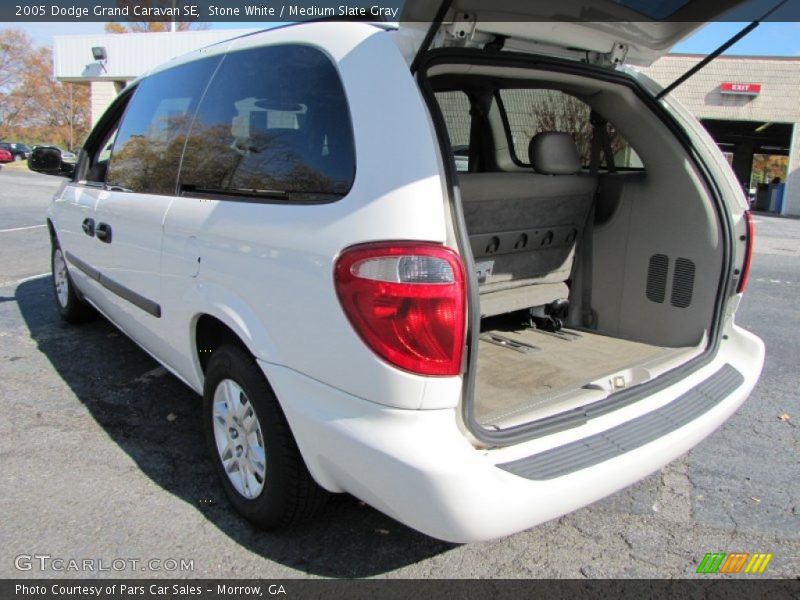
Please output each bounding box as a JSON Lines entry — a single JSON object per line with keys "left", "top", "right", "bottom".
{"left": 399, "top": 0, "right": 779, "bottom": 66}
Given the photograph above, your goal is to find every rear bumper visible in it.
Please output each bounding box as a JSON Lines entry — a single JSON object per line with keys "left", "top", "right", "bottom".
{"left": 261, "top": 324, "right": 764, "bottom": 543}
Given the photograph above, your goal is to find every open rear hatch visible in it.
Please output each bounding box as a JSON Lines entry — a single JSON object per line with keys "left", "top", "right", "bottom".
{"left": 401, "top": 0, "right": 762, "bottom": 67}
{"left": 403, "top": 0, "right": 772, "bottom": 444}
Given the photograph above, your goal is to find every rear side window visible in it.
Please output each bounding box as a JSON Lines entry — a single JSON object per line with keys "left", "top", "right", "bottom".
{"left": 499, "top": 89, "right": 642, "bottom": 170}
{"left": 435, "top": 91, "right": 471, "bottom": 172}
{"left": 86, "top": 125, "right": 119, "bottom": 184}
{"left": 179, "top": 44, "right": 355, "bottom": 201}
{"left": 105, "top": 56, "right": 222, "bottom": 195}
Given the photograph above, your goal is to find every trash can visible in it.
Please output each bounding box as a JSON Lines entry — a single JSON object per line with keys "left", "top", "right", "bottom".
{"left": 754, "top": 183, "right": 770, "bottom": 211}
{"left": 768, "top": 182, "right": 785, "bottom": 213}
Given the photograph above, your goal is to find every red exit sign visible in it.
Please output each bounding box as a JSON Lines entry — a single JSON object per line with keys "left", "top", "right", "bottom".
{"left": 720, "top": 82, "right": 762, "bottom": 95}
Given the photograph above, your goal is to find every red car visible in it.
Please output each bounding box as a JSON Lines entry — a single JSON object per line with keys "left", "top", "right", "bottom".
{"left": 0, "top": 148, "right": 12, "bottom": 163}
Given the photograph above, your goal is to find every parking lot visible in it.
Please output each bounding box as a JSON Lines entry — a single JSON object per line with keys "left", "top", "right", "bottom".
{"left": 0, "top": 165, "right": 797, "bottom": 578}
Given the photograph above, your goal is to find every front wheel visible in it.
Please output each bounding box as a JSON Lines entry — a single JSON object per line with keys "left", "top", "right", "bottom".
{"left": 52, "top": 243, "right": 94, "bottom": 323}
{"left": 203, "top": 345, "right": 327, "bottom": 528}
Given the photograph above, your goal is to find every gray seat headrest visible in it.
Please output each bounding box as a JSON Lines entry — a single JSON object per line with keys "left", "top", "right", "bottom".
{"left": 528, "top": 132, "right": 581, "bottom": 175}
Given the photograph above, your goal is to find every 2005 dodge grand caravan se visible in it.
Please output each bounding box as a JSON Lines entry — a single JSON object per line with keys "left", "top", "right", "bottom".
{"left": 33, "top": 3, "right": 765, "bottom": 543}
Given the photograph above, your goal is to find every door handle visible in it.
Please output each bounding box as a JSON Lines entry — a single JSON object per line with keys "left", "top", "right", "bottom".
{"left": 96, "top": 222, "right": 112, "bottom": 243}
{"left": 82, "top": 218, "right": 95, "bottom": 237}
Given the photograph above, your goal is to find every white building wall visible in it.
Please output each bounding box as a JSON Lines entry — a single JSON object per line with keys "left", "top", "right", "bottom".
{"left": 785, "top": 124, "right": 800, "bottom": 216}
{"left": 54, "top": 29, "right": 255, "bottom": 82}
{"left": 641, "top": 55, "right": 800, "bottom": 123}
{"left": 90, "top": 81, "right": 121, "bottom": 127}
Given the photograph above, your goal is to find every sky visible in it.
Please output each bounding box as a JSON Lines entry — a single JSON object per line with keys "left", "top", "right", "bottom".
{"left": 671, "top": 21, "right": 800, "bottom": 55}
{"left": 8, "top": 21, "right": 800, "bottom": 57}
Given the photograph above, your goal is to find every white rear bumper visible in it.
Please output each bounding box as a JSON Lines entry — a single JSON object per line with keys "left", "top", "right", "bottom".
{"left": 261, "top": 324, "right": 764, "bottom": 543}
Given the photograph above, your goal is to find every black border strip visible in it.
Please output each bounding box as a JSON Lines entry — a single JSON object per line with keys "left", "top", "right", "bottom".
{"left": 3, "top": 579, "right": 799, "bottom": 598}
{"left": 66, "top": 251, "right": 161, "bottom": 318}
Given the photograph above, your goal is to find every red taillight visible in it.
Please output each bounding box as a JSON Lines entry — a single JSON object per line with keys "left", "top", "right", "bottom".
{"left": 334, "top": 242, "right": 466, "bottom": 376}
{"left": 737, "top": 210, "right": 754, "bottom": 294}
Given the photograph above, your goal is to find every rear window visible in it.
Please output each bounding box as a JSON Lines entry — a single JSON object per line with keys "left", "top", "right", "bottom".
{"left": 435, "top": 91, "right": 471, "bottom": 172}
{"left": 498, "top": 89, "right": 642, "bottom": 170}
{"left": 178, "top": 44, "right": 355, "bottom": 202}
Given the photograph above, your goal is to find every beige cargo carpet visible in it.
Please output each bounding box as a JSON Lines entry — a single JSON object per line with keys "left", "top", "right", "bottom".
{"left": 475, "top": 328, "right": 675, "bottom": 426}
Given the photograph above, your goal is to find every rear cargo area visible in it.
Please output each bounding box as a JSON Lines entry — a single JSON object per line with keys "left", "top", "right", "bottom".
{"left": 428, "top": 62, "right": 725, "bottom": 438}
{"left": 475, "top": 326, "right": 693, "bottom": 429}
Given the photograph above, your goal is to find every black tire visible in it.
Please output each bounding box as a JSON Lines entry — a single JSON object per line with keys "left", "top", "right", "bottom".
{"left": 51, "top": 241, "right": 94, "bottom": 324}
{"left": 203, "top": 345, "right": 327, "bottom": 528}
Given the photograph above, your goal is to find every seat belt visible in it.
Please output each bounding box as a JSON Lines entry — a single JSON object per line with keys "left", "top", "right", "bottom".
{"left": 467, "top": 96, "right": 485, "bottom": 173}
{"left": 580, "top": 113, "right": 616, "bottom": 328}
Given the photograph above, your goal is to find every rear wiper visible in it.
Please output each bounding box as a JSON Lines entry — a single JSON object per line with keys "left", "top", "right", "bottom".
{"left": 181, "top": 185, "right": 289, "bottom": 200}
{"left": 656, "top": 0, "right": 790, "bottom": 100}
{"left": 181, "top": 185, "right": 345, "bottom": 201}
{"left": 229, "top": 187, "right": 290, "bottom": 199}
{"left": 223, "top": 187, "right": 347, "bottom": 199}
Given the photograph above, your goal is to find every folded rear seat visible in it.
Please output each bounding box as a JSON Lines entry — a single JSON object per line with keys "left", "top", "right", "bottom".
{"left": 459, "top": 132, "right": 597, "bottom": 317}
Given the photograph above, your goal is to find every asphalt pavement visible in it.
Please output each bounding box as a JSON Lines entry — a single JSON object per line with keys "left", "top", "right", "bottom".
{"left": 0, "top": 165, "right": 797, "bottom": 578}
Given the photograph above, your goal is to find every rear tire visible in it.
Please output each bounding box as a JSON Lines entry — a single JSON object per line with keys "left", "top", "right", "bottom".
{"left": 51, "top": 242, "right": 94, "bottom": 324}
{"left": 203, "top": 345, "right": 327, "bottom": 528}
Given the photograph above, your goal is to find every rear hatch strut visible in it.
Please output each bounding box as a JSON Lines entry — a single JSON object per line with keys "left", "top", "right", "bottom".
{"left": 409, "top": 0, "right": 453, "bottom": 73}
{"left": 656, "top": 0, "right": 790, "bottom": 100}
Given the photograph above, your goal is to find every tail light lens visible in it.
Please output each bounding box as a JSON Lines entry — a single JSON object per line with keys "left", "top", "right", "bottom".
{"left": 334, "top": 242, "right": 466, "bottom": 376}
{"left": 737, "top": 210, "right": 754, "bottom": 294}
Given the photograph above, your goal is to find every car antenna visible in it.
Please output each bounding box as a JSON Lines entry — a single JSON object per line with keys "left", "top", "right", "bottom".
{"left": 655, "top": 0, "right": 790, "bottom": 101}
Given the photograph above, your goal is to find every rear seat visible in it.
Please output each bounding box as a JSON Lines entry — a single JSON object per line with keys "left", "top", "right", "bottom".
{"left": 459, "top": 132, "right": 597, "bottom": 317}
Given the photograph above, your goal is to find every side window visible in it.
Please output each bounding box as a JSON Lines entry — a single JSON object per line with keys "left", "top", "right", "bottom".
{"left": 105, "top": 56, "right": 222, "bottom": 195}
{"left": 498, "top": 89, "right": 643, "bottom": 170}
{"left": 78, "top": 88, "right": 132, "bottom": 185}
{"left": 178, "top": 44, "right": 355, "bottom": 201}
{"left": 85, "top": 126, "right": 119, "bottom": 184}
{"left": 435, "top": 91, "right": 471, "bottom": 173}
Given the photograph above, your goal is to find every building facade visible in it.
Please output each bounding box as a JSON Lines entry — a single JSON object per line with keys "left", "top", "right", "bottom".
{"left": 641, "top": 54, "right": 800, "bottom": 216}
{"left": 53, "top": 29, "right": 255, "bottom": 125}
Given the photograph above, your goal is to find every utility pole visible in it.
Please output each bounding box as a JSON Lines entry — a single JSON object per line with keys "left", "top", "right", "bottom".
{"left": 69, "top": 83, "right": 74, "bottom": 150}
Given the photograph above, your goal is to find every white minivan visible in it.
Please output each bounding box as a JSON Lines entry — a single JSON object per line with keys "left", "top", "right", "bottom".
{"left": 33, "top": 5, "right": 765, "bottom": 543}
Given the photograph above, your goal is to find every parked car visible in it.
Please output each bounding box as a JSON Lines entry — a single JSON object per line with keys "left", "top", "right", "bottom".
{"left": 31, "top": 7, "right": 764, "bottom": 543}
{"left": 59, "top": 149, "right": 78, "bottom": 164}
{"left": 32, "top": 145, "right": 77, "bottom": 163}
{"left": 0, "top": 147, "right": 12, "bottom": 163}
{"left": 0, "top": 142, "right": 31, "bottom": 161}
{"left": 452, "top": 144, "right": 469, "bottom": 172}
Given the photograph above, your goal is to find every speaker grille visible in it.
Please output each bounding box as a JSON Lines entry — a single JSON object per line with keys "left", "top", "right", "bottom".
{"left": 646, "top": 254, "right": 669, "bottom": 303}
{"left": 671, "top": 258, "right": 696, "bottom": 308}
